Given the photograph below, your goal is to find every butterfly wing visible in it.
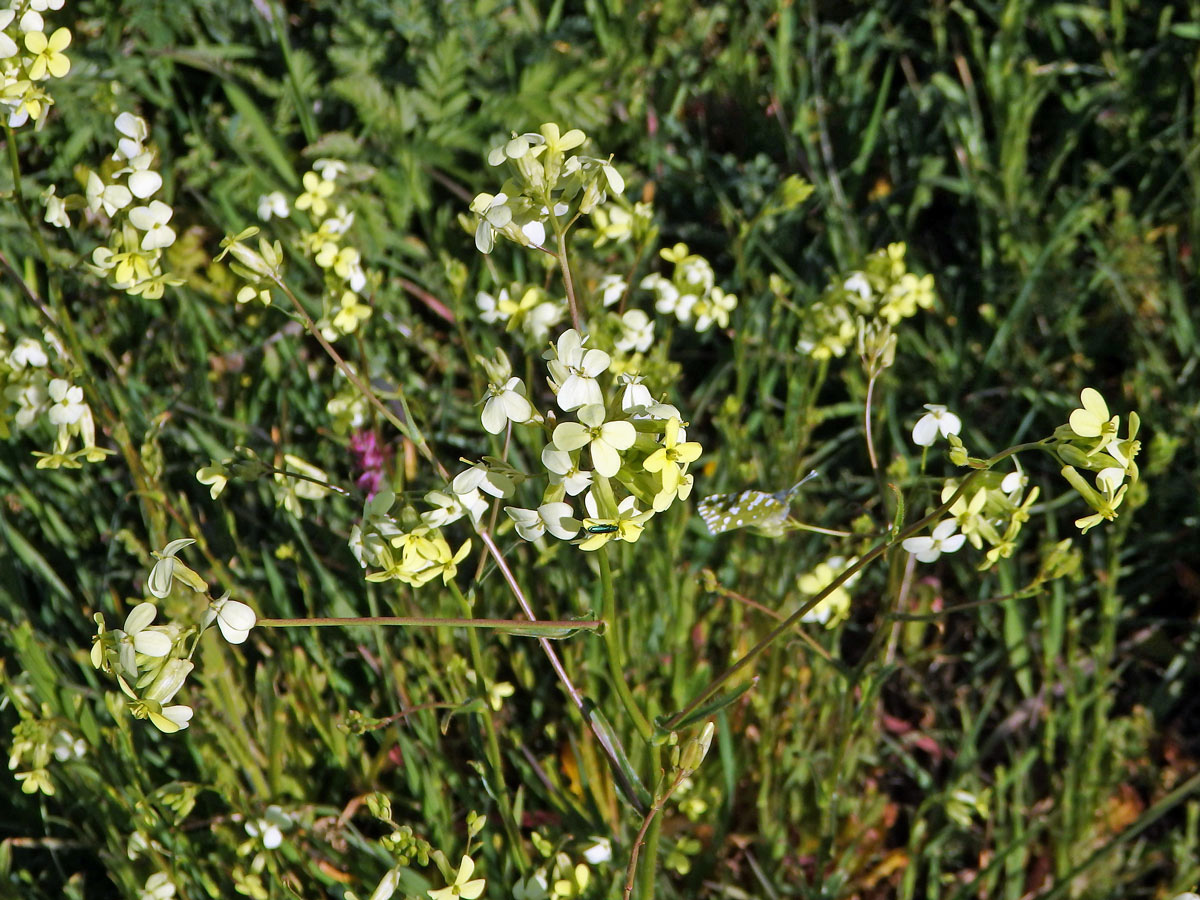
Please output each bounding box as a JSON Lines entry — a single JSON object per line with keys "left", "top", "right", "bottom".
{"left": 697, "top": 489, "right": 790, "bottom": 536}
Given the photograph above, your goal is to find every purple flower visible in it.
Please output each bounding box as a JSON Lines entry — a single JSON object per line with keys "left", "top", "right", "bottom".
{"left": 349, "top": 430, "right": 391, "bottom": 500}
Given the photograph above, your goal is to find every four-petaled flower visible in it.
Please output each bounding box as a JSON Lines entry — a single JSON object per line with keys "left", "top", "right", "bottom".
{"left": 295, "top": 171, "right": 335, "bottom": 218}
{"left": 902, "top": 521, "right": 966, "bottom": 563}
{"left": 1068, "top": 387, "right": 1119, "bottom": 455}
{"left": 552, "top": 404, "right": 635, "bottom": 478}
{"left": 128, "top": 201, "right": 176, "bottom": 250}
{"left": 470, "top": 192, "right": 512, "bottom": 253}
{"left": 912, "top": 404, "right": 962, "bottom": 447}
{"left": 206, "top": 595, "right": 257, "bottom": 645}
{"left": 643, "top": 417, "right": 702, "bottom": 510}
{"left": 481, "top": 376, "right": 533, "bottom": 434}
{"left": 428, "top": 855, "right": 486, "bottom": 900}
{"left": 548, "top": 329, "right": 610, "bottom": 411}
{"left": 505, "top": 502, "right": 580, "bottom": 542}
{"left": 46, "top": 378, "right": 85, "bottom": 425}
{"left": 578, "top": 494, "right": 653, "bottom": 550}
{"left": 118, "top": 602, "right": 172, "bottom": 675}
{"left": 24, "top": 27, "right": 71, "bottom": 80}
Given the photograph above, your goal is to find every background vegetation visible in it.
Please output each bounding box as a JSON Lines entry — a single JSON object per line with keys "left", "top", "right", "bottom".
{"left": 2, "top": 1, "right": 1198, "bottom": 898}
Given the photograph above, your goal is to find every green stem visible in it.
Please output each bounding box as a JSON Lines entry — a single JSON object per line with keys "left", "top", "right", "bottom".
{"left": 257, "top": 614, "right": 600, "bottom": 633}
{"left": 595, "top": 548, "right": 664, "bottom": 897}
{"left": 597, "top": 547, "right": 654, "bottom": 743}
{"left": 541, "top": 194, "right": 581, "bottom": 330}
{"left": 664, "top": 441, "right": 1049, "bottom": 730}
{"left": 271, "top": 276, "right": 449, "bottom": 480}
{"left": 635, "top": 806, "right": 661, "bottom": 900}
{"left": 3, "top": 128, "right": 166, "bottom": 544}
{"left": 448, "top": 582, "right": 530, "bottom": 872}
{"left": 269, "top": 0, "right": 317, "bottom": 144}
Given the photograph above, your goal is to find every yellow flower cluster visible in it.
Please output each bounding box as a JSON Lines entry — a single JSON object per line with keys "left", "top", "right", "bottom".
{"left": 798, "top": 242, "right": 936, "bottom": 360}
{"left": 0, "top": 330, "right": 112, "bottom": 468}
{"left": 289, "top": 162, "right": 374, "bottom": 339}
{"left": 640, "top": 242, "right": 738, "bottom": 333}
{"left": 1, "top": 0, "right": 71, "bottom": 128}
{"left": 64, "top": 113, "right": 184, "bottom": 299}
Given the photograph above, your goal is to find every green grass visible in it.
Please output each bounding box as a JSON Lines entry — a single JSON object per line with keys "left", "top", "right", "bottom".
{"left": 2, "top": 1, "right": 1198, "bottom": 899}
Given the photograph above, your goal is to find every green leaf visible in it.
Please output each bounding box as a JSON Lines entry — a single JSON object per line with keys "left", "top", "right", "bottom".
{"left": 584, "top": 700, "right": 651, "bottom": 814}
{"left": 222, "top": 81, "right": 297, "bottom": 186}
{"left": 655, "top": 677, "right": 757, "bottom": 735}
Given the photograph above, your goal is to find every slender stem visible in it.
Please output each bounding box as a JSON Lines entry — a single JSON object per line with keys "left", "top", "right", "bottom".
{"left": 271, "top": 276, "right": 449, "bottom": 480}
{"left": 3, "top": 131, "right": 166, "bottom": 544}
{"left": 542, "top": 202, "right": 581, "bottom": 331}
{"left": 636, "top": 808, "right": 662, "bottom": 900}
{"left": 449, "top": 582, "right": 530, "bottom": 872}
{"left": 257, "top": 614, "right": 600, "bottom": 633}
{"left": 265, "top": 465, "right": 353, "bottom": 496}
{"left": 597, "top": 547, "right": 654, "bottom": 743}
{"left": 783, "top": 519, "right": 857, "bottom": 538}
{"left": 624, "top": 785, "right": 671, "bottom": 900}
{"left": 476, "top": 531, "right": 587, "bottom": 712}
{"left": 269, "top": 0, "right": 316, "bottom": 144}
{"left": 864, "top": 371, "right": 880, "bottom": 473}
{"left": 557, "top": 230, "right": 581, "bottom": 331}
{"left": 664, "top": 442, "right": 1049, "bottom": 730}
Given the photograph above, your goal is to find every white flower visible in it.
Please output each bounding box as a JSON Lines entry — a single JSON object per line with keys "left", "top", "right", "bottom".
{"left": 85, "top": 172, "right": 132, "bottom": 216}
{"left": 206, "top": 596, "right": 256, "bottom": 645}
{"left": 312, "top": 158, "right": 347, "bottom": 180}
{"left": 323, "top": 205, "right": 355, "bottom": 234}
{"left": 257, "top": 191, "right": 290, "bottom": 221}
{"left": 505, "top": 502, "right": 580, "bottom": 541}
{"left": 524, "top": 301, "right": 564, "bottom": 341}
{"left": 548, "top": 329, "right": 610, "bottom": 411}
{"left": 1096, "top": 467, "right": 1126, "bottom": 493}
{"left": 138, "top": 872, "right": 175, "bottom": 900}
{"left": 912, "top": 404, "right": 962, "bottom": 447}
{"left": 113, "top": 113, "right": 148, "bottom": 162}
{"left": 552, "top": 404, "right": 636, "bottom": 478}
{"left": 582, "top": 838, "right": 612, "bottom": 864}
{"left": 126, "top": 166, "right": 162, "bottom": 200}
{"left": 50, "top": 730, "right": 85, "bottom": 762}
{"left": 19, "top": 10, "right": 44, "bottom": 34}
{"left": 453, "top": 464, "right": 517, "bottom": 500}
{"left": 471, "top": 192, "right": 513, "bottom": 253}
{"left": 619, "top": 374, "right": 654, "bottom": 414}
{"left": 128, "top": 201, "right": 176, "bottom": 250}
{"left": 679, "top": 256, "right": 714, "bottom": 292}
{"left": 139, "top": 659, "right": 195, "bottom": 733}
{"left": 245, "top": 805, "right": 291, "bottom": 849}
{"left": 47, "top": 378, "right": 84, "bottom": 425}
{"left": 902, "top": 521, "right": 966, "bottom": 563}
{"left": 9, "top": 337, "right": 48, "bottom": 369}
{"left": 520, "top": 218, "right": 546, "bottom": 247}
{"left": 0, "top": 14, "right": 15, "bottom": 59}
{"left": 117, "top": 602, "right": 173, "bottom": 675}
{"left": 615, "top": 309, "right": 654, "bottom": 353}
{"left": 694, "top": 287, "right": 736, "bottom": 331}
{"left": 423, "top": 487, "right": 488, "bottom": 529}
{"left": 146, "top": 538, "right": 206, "bottom": 599}
{"left": 541, "top": 446, "right": 592, "bottom": 496}
{"left": 368, "top": 868, "right": 402, "bottom": 900}
{"left": 843, "top": 272, "right": 872, "bottom": 300}
{"left": 476, "top": 288, "right": 510, "bottom": 325}
{"left": 481, "top": 376, "right": 532, "bottom": 434}
{"left": 42, "top": 186, "right": 69, "bottom": 227}
{"left": 598, "top": 274, "right": 626, "bottom": 307}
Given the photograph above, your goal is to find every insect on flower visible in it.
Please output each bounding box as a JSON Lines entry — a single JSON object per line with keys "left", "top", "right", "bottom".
{"left": 586, "top": 523, "right": 619, "bottom": 534}
{"left": 697, "top": 471, "right": 818, "bottom": 537}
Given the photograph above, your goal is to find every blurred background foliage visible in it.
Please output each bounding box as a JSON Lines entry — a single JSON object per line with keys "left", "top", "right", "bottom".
{"left": 2, "top": 0, "right": 1199, "bottom": 898}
